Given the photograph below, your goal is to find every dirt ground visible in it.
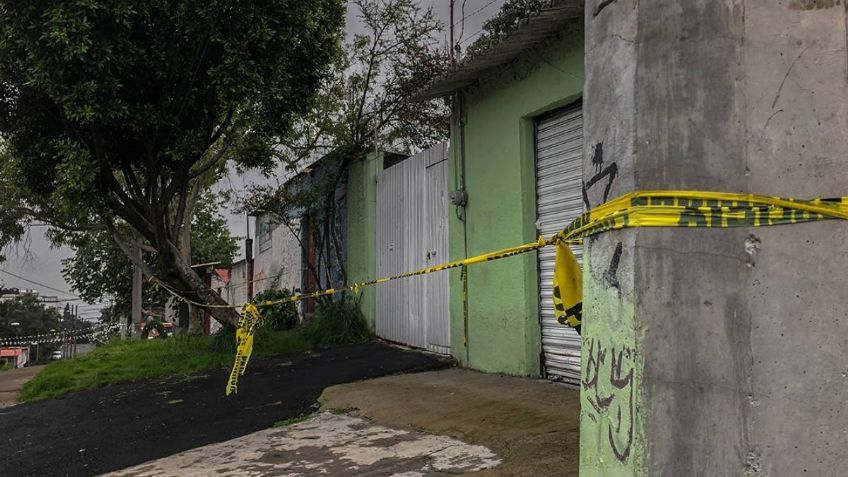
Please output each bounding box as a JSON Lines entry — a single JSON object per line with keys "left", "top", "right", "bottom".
{"left": 320, "top": 368, "right": 581, "bottom": 477}
{"left": 0, "top": 365, "right": 44, "bottom": 408}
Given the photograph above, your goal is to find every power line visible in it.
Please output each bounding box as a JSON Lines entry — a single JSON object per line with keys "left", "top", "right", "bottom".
{"left": 451, "top": 0, "right": 500, "bottom": 28}
{"left": 0, "top": 268, "right": 80, "bottom": 300}
{"left": 459, "top": 27, "right": 485, "bottom": 45}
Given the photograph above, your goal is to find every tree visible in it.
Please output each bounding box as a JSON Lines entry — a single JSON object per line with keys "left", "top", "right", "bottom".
{"left": 60, "top": 192, "right": 238, "bottom": 322}
{"left": 463, "top": 0, "right": 546, "bottom": 59}
{"left": 0, "top": 295, "right": 62, "bottom": 338}
{"left": 0, "top": 0, "right": 345, "bottom": 327}
{"left": 238, "top": 0, "right": 450, "bottom": 293}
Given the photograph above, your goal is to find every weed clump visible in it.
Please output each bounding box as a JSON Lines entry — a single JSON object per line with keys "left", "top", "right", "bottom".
{"left": 305, "top": 298, "right": 371, "bottom": 346}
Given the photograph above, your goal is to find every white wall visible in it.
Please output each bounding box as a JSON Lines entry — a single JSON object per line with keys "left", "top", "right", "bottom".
{"left": 253, "top": 216, "right": 302, "bottom": 295}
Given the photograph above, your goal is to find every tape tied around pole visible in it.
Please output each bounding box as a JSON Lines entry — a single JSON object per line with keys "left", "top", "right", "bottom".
{"left": 549, "top": 191, "right": 848, "bottom": 332}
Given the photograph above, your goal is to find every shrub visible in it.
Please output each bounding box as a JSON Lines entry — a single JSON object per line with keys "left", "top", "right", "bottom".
{"left": 252, "top": 288, "right": 300, "bottom": 331}
{"left": 305, "top": 298, "right": 371, "bottom": 346}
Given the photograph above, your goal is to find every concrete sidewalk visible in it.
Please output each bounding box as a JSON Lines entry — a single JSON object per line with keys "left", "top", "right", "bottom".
{"left": 107, "top": 412, "right": 502, "bottom": 476}
{"left": 320, "top": 369, "right": 581, "bottom": 476}
{"left": 0, "top": 365, "right": 44, "bottom": 408}
{"left": 106, "top": 368, "right": 580, "bottom": 476}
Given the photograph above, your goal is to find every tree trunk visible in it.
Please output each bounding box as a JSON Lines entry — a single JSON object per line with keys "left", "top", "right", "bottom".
{"left": 187, "top": 305, "right": 205, "bottom": 335}
{"left": 169, "top": 255, "right": 240, "bottom": 328}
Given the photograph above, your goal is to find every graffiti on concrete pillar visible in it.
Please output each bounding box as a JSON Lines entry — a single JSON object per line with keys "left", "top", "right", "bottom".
{"left": 582, "top": 142, "right": 618, "bottom": 210}
{"left": 603, "top": 242, "right": 623, "bottom": 289}
{"left": 583, "top": 337, "right": 635, "bottom": 463}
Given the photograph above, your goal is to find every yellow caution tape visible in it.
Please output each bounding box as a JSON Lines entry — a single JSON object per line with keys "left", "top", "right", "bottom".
{"left": 552, "top": 242, "right": 583, "bottom": 333}
{"left": 225, "top": 303, "right": 261, "bottom": 396}
{"left": 146, "top": 189, "right": 848, "bottom": 394}
{"left": 550, "top": 191, "right": 848, "bottom": 330}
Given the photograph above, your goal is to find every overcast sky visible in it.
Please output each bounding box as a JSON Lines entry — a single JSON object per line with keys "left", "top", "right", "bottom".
{"left": 0, "top": 0, "right": 506, "bottom": 315}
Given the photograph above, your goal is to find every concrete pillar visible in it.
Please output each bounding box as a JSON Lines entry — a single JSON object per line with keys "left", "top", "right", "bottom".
{"left": 581, "top": 1, "right": 848, "bottom": 475}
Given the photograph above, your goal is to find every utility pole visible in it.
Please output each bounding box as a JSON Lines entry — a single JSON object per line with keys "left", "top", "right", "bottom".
{"left": 72, "top": 305, "right": 78, "bottom": 357}
{"left": 62, "top": 304, "right": 69, "bottom": 358}
{"left": 449, "top": 0, "right": 456, "bottom": 64}
{"left": 131, "top": 246, "right": 142, "bottom": 339}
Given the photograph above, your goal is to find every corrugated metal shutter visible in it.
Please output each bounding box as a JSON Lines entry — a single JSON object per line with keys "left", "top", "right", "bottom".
{"left": 535, "top": 104, "right": 583, "bottom": 384}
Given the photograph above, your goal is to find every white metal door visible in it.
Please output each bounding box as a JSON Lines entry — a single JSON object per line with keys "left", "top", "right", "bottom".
{"left": 424, "top": 144, "right": 450, "bottom": 353}
{"left": 536, "top": 104, "right": 584, "bottom": 383}
{"left": 376, "top": 143, "right": 450, "bottom": 353}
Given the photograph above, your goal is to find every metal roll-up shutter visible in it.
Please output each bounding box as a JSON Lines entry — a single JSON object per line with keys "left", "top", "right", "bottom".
{"left": 535, "top": 103, "right": 583, "bottom": 384}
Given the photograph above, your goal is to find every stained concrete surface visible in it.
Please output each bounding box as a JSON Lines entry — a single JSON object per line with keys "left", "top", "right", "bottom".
{"left": 106, "top": 412, "right": 501, "bottom": 476}
{"left": 583, "top": 0, "right": 848, "bottom": 474}
{"left": 0, "top": 365, "right": 44, "bottom": 408}
{"left": 320, "top": 368, "right": 581, "bottom": 476}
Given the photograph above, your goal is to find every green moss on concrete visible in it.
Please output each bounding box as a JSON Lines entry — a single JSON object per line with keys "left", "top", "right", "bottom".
{"left": 579, "top": 243, "right": 646, "bottom": 477}
{"left": 346, "top": 153, "right": 382, "bottom": 330}
{"left": 448, "top": 24, "right": 584, "bottom": 376}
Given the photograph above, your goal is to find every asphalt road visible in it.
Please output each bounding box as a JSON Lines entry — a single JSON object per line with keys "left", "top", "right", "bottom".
{"left": 0, "top": 342, "right": 451, "bottom": 477}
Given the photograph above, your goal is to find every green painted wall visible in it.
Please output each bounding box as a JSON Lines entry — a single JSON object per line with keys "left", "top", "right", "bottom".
{"left": 346, "top": 152, "right": 382, "bottom": 330}
{"left": 448, "top": 25, "right": 584, "bottom": 376}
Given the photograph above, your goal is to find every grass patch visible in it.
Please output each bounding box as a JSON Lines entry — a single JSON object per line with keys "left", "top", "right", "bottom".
{"left": 274, "top": 415, "right": 311, "bottom": 427}
{"left": 0, "top": 361, "right": 10, "bottom": 372}
{"left": 21, "top": 298, "right": 371, "bottom": 403}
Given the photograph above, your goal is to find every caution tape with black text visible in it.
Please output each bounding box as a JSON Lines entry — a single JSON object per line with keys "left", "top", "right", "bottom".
{"left": 155, "top": 190, "right": 848, "bottom": 395}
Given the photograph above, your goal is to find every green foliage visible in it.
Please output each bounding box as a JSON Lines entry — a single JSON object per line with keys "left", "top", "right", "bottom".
{"left": 190, "top": 192, "right": 239, "bottom": 267}
{"left": 252, "top": 289, "right": 299, "bottom": 331}
{"left": 464, "top": 0, "right": 546, "bottom": 59}
{"left": 22, "top": 300, "right": 372, "bottom": 401}
{"left": 237, "top": 0, "right": 449, "bottom": 297}
{"left": 21, "top": 329, "right": 309, "bottom": 402}
{"left": 0, "top": 295, "right": 62, "bottom": 338}
{"left": 0, "top": 361, "right": 10, "bottom": 372}
{"left": 0, "top": 0, "right": 345, "bottom": 322}
{"left": 305, "top": 298, "right": 371, "bottom": 346}
{"left": 268, "top": 0, "right": 449, "bottom": 167}
{"left": 60, "top": 192, "right": 238, "bottom": 318}
{"left": 274, "top": 415, "right": 310, "bottom": 427}
{"left": 21, "top": 336, "right": 229, "bottom": 402}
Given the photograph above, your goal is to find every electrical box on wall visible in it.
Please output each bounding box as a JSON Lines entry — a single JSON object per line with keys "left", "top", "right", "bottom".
{"left": 449, "top": 189, "right": 468, "bottom": 207}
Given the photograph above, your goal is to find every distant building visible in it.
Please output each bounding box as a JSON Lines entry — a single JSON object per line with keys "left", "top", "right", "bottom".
{"left": 0, "top": 347, "right": 29, "bottom": 368}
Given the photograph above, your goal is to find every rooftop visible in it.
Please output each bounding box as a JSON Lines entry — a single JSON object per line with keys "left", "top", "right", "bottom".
{"left": 418, "top": 0, "right": 583, "bottom": 99}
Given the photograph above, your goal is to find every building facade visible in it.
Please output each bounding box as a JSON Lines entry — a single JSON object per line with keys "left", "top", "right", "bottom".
{"left": 421, "top": 3, "right": 584, "bottom": 380}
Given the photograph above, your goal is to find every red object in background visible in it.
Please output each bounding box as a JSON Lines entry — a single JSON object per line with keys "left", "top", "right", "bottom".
{"left": 0, "top": 347, "right": 26, "bottom": 358}
{"left": 1, "top": 346, "right": 29, "bottom": 368}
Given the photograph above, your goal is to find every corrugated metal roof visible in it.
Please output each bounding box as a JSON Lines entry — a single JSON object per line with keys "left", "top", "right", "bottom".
{"left": 418, "top": 0, "right": 583, "bottom": 100}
